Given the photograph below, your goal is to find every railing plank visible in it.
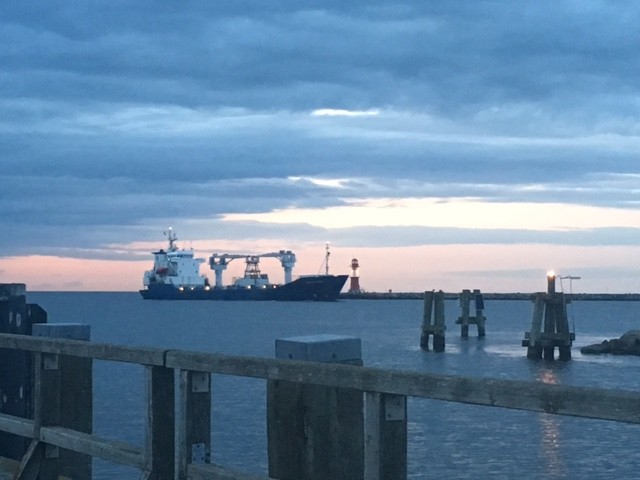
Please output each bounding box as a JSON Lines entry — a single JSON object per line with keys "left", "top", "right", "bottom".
{"left": 166, "top": 350, "right": 640, "bottom": 424}
{"left": 187, "top": 463, "right": 275, "bottom": 480}
{"left": 0, "top": 333, "right": 165, "bottom": 366}
{"left": 39, "top": 427, "right": 145, "bottom": 469}
{"left": 0, "top": 413, "right": 34, "bottom": 439}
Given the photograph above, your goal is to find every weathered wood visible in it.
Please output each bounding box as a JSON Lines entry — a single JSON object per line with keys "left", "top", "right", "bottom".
{"left": 145, "top": 366, "right": 175, "bottom": 478}
{"left": 0, "top": 333, "right": 165, "bottom": 366}
{"left": 188, "top": 462, "right": 275, "bottom": 480}
{"left": 525, "top": 294, "right": 545, "bottom": 358}
{"left": 0, "top": 292, "right": 43, "bottom": 460}
{"left": 268, "top": 335, "right": 364, "bottom": 480}
{"left": 460, "top": 289, "right": 470, "bottom": 338}
{"left": 178, "top": 370, "right": 212, "bottom": 480}
{"left": 524, "top": 290, "right": 573, "bottom": 360}
{"left": 0, "top": 413, "right": 34, "bottom": 438}
{"left": 166, "top": 350, "right": 640, "bottom": 424}
{"left": 364, "top": 393, "right": 407, "bottom": 480}
{"left": 39, "top": 426, "right": 145, "bottom": 469}
{"left": 0, "top": 456, "right": 20, "bottom": 480}
{"left": 1, "top": 331, "right": 640, "bottom": 480}
{"left": 24, "top": 334, "right": 617, "bottom": 427}
{"left": 419, "top": 291, "right": 434, "bottom": 349}
{"left": 456, "top": 289, "right": 486, "bottom": 337}
{"left": 33, "top": 352, "right": 60, "bottom": 480}
{"left": 420, "top": 291, "right": 445, "bottom": 352}
{"left": 33, "top": 323, "right": 92, "bottom": 480}
{"left": 474, "top": 289, "right": 486, "bottom": 336}
{"left": 15, "top": 440, "right": 42, "bottom": 480}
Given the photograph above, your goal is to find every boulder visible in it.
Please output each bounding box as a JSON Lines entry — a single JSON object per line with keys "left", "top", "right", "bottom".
{"left": 580, "top": 330, "right": 640, "bottom": 356}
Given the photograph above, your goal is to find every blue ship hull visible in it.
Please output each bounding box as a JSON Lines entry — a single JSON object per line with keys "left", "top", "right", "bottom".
{"left": 140, "top": 275, "right": 348, "bottom": 301}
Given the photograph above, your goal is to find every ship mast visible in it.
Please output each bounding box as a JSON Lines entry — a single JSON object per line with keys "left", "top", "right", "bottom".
{"left": 165, "top": 228, "right": 178, "bottom": 251}
{"left": 325, "top": 242, "right": 330, "bottom": 275}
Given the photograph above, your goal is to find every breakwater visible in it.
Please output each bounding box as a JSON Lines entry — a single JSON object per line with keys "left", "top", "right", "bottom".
{"left": 340, "top": 291, "right": 640, "bottom": 301}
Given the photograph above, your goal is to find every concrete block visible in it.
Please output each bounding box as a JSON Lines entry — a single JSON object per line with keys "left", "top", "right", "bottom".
{"left": 275, "top": 333, "right": 361, "bottom": 363}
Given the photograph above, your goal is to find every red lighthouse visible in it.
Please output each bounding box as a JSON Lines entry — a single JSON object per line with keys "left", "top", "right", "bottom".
{"left": 349, "top": 258, "right": 361, "bottom": 293}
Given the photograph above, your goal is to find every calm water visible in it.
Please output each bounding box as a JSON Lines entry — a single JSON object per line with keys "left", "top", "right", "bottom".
{"left": 28, "top": 293, "right": 640, "bottom": 479}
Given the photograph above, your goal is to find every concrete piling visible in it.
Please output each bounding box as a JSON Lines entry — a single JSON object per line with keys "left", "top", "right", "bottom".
{"left": 420, "top": 290, "right": 446, "bottom": 352}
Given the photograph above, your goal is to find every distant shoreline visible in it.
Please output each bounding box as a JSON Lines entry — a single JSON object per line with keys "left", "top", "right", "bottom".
{"left": 340, "top": 292, "right": 640, "bottom": 301}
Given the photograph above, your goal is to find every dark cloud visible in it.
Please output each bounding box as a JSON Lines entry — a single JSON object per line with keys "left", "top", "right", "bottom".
{"left": 2, "top": 1, "right": 640, "bottom": 259}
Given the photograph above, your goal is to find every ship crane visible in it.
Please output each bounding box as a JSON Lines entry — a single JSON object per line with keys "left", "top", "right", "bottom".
{"left": 209, "top": 253, "right": 245, "bottom": 288}
{"left": 209, "top": 250, "right": 297, "bottom": 287}
{"left": 257, "top": 251, "right": 297, "bottom": 283}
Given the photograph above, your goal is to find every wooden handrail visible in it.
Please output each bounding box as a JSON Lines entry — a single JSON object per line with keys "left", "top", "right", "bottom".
{"left": 1, "top": 332, "right": 639, "bottom": 424}
{"left": 1, "top": 332, "right": 640, "bottom": 480}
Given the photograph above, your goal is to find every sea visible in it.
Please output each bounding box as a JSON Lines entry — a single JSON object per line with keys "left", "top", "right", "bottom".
{"left": 27, "top": 292, "right": 640, "bottom": 480}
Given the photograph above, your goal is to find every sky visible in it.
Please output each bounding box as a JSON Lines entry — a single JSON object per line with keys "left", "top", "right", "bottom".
{"left": 2, "top": 1, "right": 640, "bottom": 293}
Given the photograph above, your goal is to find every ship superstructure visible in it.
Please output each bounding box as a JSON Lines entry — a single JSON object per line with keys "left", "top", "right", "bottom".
{"left": 143, "top": 229, "right": 209, "bottom": 290}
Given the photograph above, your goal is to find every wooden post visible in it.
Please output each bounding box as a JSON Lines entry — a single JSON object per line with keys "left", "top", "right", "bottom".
{"left": 0, "top": 284, "right": 45, "bottom": 461}
{"left": 474, "top": 289, "right": 486, "bottom": 337}
{"left": 144, "top": 365, "right": 175, "bottom": 480}
{"left": 460, "top": 289, "right": 470, "bottom": 338}
{"left": 420, "top": 291, "right": 445, "bottom": 352}
{"left": 456, "top": 289, "right": 486, "bottom": 338}
{"left": 364, "top": 392, "right": 407, "bottom": 480}
{"left": 178, "top": 370, "right": 211, "bottom": 480}
{"left": 267, "top": 334, "right": 365, "bottom": 480}
{"left": 523, "top": 274, "right": 574, "bottom": 360}
{"left": 419, "top": 291, "right": 434, "bottom": 349}
{"left": 524, "top": 294, "right": 544, "bottom": 359}
{"left": 32, "top": 323, "right": 92, "bottom": 480}
{"left": 32, "top": 349, "right": 61, "bottom": 480}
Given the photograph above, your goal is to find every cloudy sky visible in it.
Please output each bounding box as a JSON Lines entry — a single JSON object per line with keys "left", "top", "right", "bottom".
{"left": 2, "top": 1, "right": 640, "bottom": 293}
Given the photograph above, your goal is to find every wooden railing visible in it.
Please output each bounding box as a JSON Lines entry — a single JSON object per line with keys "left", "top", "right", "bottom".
{"left": 1, "top": 332, "right": 639, "bottom": 479}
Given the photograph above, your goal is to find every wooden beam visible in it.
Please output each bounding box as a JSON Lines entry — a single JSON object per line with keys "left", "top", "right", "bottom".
{"left": 188, "top": 463, "right": 275, "bottom": 480}
{"left": 39, "top": 427, "right": 145, "bottom": 469}
{"left": 0, "top": 333, "right": 165, "bottom": 366}
{"left": 0, "top": 413, "right": 34, "bottom": 439}
{"left": 166, "top": 351, "right": 640, "bottom": 424}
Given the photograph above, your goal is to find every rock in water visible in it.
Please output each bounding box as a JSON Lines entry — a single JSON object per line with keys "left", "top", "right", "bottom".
{"left": 580, "top": 330, "right": 640, "bottom": 356}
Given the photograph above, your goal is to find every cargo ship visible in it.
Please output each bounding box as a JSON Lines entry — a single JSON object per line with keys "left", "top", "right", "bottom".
{"left": 140, "top": 230, "right": 348, "bottom": 301}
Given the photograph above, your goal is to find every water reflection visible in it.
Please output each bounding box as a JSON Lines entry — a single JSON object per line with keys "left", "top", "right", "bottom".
{"left": 536, "top": 368, "right": 567, "bottom": 479}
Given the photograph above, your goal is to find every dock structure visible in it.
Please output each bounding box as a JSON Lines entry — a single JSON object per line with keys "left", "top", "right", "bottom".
{"left": 455, "top": 289, "right": 486, "bottom": 338}
{"left": 522, "top": 273, "right": 575, "bottom": 361}
{"left": 419, "top": 290, "right": 446, "bottom": 352}
{"left": 3, "top": 288, "right": 640, "bottom": 479}
{"left": 2, "top": 331, "right": 640, "bottom": 479}
{"left": 0, "top": 284, "right": 47, "bottom": 463}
